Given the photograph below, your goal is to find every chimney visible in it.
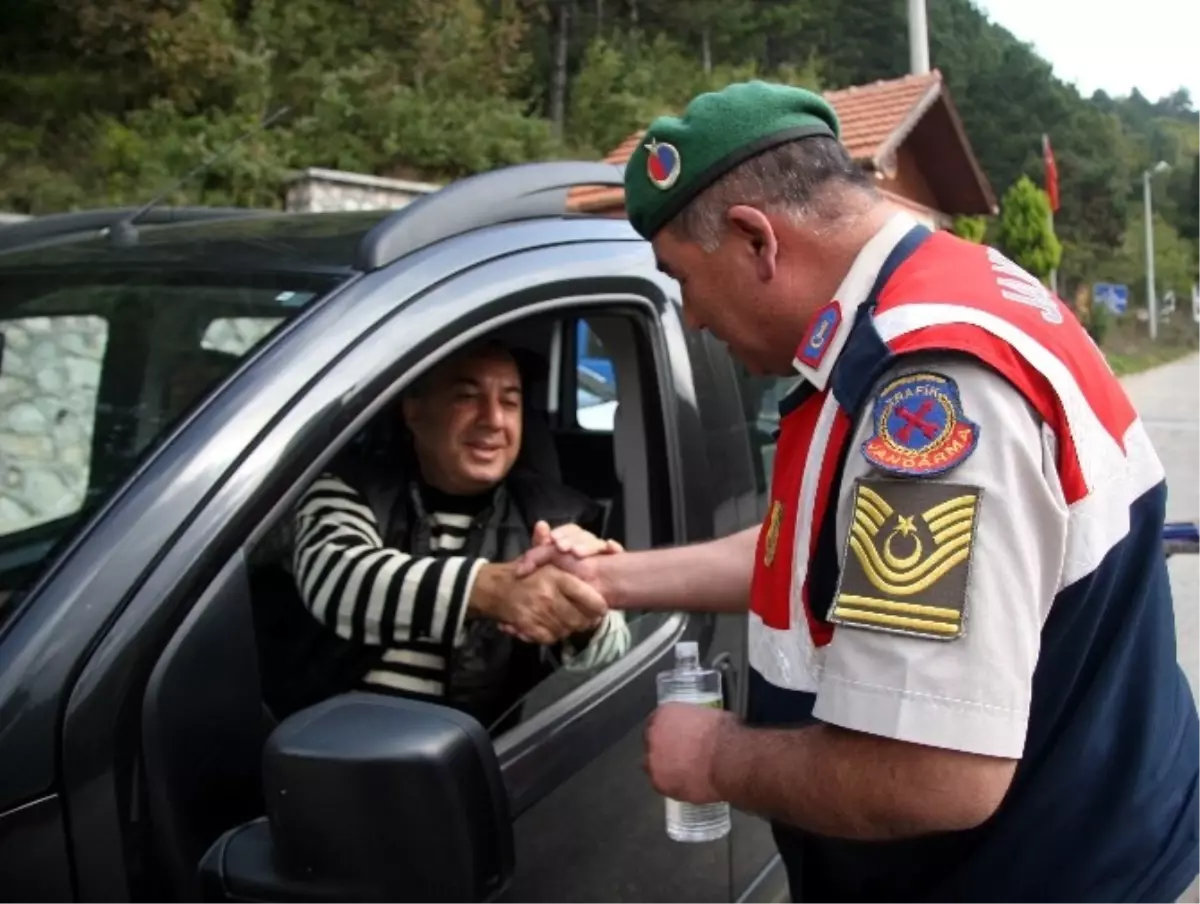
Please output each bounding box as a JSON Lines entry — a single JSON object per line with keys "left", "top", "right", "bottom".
{"left": 908, "top": 0, "right": 930, "bottom": 74}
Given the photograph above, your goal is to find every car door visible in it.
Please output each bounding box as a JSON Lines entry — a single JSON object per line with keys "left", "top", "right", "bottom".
{"left": 61, "top": 236, "right": 738, "bottom": 901}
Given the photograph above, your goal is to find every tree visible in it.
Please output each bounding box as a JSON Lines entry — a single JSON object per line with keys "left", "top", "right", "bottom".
{"left": 996, "top": 176, "right": 1062, "bottom": 280}
{"left": 952, "top": 215, "right": 988, "bottom": 243}
{"left": 1179, "top": 154, "right": 1199, "bottom": 244}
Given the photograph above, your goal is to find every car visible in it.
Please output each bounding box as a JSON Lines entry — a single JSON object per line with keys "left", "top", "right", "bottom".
{"left": 0, "top": 162, "right": 790, "bottom": 903}
{"left": 0, "top": 161, "right": 1193, "bottom": 904}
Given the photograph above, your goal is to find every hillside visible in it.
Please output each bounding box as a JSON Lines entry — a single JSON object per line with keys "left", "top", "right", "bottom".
{"left": 0, "top": 0, "right": 1195, "bottom": 300}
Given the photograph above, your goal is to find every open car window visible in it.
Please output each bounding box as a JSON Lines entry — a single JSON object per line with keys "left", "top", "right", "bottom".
{"left": 0, "top": 270, "right": 339, "bottom": 628}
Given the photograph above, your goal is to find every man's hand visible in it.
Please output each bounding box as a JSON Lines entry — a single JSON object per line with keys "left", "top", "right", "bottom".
{"left": 530, "top": 520, "right": 623, "bottom": 560}
{"left": 470, "top": 560, "right": 607, "bottom": 646}
{"left": 644, "top": 702, "right": 736, "bottom": 804}
{"left": 511, "top": 520, "right": 620, "bottom": 582}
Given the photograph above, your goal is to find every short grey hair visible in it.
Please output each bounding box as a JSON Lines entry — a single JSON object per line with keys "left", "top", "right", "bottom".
{"left": 670, "top": 136, "right": 877, "bottom": 251}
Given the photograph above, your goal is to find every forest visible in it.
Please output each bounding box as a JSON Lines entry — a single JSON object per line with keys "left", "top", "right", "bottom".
{"left": 0, "top": 0, "right": 1196, "bottom": 308}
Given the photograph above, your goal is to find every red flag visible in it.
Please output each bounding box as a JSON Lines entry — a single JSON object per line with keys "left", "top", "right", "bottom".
{"left": 1043, "top": 133, "right": 1060, "bottom": 212}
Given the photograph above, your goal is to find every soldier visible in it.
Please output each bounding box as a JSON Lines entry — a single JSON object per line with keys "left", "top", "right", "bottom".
{"left": 519, "top": 81, "right": 1199, "bottom": 901}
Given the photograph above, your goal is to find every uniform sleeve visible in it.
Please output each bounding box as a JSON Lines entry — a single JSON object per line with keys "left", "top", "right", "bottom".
{"left": 811, "top": 353, "right": 1069, "bottom": 759}
{"left": 292, "top": 473, "right": 487, "bottom": 649}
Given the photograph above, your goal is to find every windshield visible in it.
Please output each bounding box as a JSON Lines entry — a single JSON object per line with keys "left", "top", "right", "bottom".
{"left": 0, "top": 269, "right": 341, "bottom": 625}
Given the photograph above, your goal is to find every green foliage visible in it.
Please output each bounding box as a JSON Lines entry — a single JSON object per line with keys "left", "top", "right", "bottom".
{"left": 567, "top": 31, "right": 818, "bottom": 159}
{"left": 997, "top": 176, "right": 1062, "bottom": 280}
{"left": 1179, "top": 154, "right": 1199, "bottom": 243}
{"left": 0, "top": 0, "right": 1193, "bottom": 284}
{"left": 952, "top": 215, "right": 988, "bottom": 243}
{"left": 1085, "top": 298, "right": 1111, "bottom": 347}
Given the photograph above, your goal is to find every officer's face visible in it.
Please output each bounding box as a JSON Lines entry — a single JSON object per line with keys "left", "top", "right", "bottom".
{"left": 653, "top": 212, "right": 798, "bottom": 375}
{"left": 403, "top": 349, "right": 524, "bottom": 495}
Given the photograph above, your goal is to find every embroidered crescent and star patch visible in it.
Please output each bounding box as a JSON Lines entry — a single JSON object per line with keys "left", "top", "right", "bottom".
{"left": 795, "top": 300, "right": 842, "bottom": 369}
{"left": 829, "top": 479, "right": 981, "bottom": 641}
{"left": 861, "top": 371, "right": 979, "bottom": 476}
{"left": 645, "top": 139, "right": 681, "bottom": 189}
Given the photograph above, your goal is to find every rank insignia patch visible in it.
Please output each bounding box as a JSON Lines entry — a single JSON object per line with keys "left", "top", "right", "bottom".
{"left": 829, "top": 479, "right": 982, "bottom": 641}
{"left": 644, "top": 138, "right": 682, "bottom": 190}
{"left": 763, "top": 500, "right": 784, "bottom": 567}
{"left": 861, "top": 371, "right": 979, "bottom": 477}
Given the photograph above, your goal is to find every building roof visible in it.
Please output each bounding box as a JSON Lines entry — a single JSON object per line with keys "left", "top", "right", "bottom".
{"left": 569, "top": 69, "right": 997, "bottom": 217}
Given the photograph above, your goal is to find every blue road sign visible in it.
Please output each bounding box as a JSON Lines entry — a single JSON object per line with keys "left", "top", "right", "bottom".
{"left": 1093, "top": 282, "right": 1128, "bottom": 315}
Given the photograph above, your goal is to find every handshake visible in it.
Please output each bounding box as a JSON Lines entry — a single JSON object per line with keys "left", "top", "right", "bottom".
{"left": 471, "top": 521, "right": 623, "bottom": 646}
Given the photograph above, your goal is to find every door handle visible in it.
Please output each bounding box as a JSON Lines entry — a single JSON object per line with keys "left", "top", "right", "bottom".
{"left": 711, "top": 651, "right": 736, "bottom": 711}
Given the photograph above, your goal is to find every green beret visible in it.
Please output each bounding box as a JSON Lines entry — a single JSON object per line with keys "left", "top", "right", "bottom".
{"left": 624, "top": 80, "right": 841, "bottom": 239}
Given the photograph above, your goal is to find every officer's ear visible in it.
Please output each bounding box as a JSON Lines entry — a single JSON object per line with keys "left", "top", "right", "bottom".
{"left": 726, "top": 205, "right": 778, "bottom": 282}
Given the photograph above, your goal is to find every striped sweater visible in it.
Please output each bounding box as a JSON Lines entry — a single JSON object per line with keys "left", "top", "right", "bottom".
{"left": 292, "top": 474, "right": 630, "bottom": 698}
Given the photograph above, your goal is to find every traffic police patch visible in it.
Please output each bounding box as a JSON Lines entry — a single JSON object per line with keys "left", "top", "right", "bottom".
{"left": 795, "top": 300, "right": 841, "bottom": 369}
{"left": 829, "top": 479, "right": 982, "bottom": 641}
{"left": 644, "top": 139, "right": 682, "bottom": 190}
{"left": 861, "top": 371, "right": 979, "bottom": 477}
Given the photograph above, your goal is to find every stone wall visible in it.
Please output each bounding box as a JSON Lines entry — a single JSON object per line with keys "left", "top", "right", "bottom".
{"left": 0, "top": 314, "right": 283, "bottom": 537}
{"left": 284, "top": 166, "right": 440, "bottom": 213}
{"left": 0, "top": 316, "right": 106, "bottom": 535}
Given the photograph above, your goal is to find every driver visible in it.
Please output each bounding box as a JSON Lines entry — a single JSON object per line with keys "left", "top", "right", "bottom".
{"left": 291, "top": 339, "right": 629, "bottom": 727}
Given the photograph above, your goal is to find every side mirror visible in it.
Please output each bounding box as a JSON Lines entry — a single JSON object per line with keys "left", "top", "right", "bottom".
{"left": 199, "top": 693, "right": 514, "bottom": 902}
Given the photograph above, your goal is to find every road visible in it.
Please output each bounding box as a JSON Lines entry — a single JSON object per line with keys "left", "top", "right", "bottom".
{"left": 1121, "top": 353, "right": 1199, "bottom": 698}
{"left": 1121, "top": 352, "right": 1199, "bottom": 904}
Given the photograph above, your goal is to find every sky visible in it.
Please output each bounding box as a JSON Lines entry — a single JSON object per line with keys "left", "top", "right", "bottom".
{"left": 970, "top": 0, "right": 1199, "bottom": 105}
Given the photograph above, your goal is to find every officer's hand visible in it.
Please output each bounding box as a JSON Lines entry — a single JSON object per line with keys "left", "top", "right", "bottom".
{"left": 644, "top": 702, "right": 734, "bottom": 805}
{"left": 476, "top": 562, "right": 607, "bottom": 646}
{"left": 516, "top": 521, "right": 623, "bottom": 578}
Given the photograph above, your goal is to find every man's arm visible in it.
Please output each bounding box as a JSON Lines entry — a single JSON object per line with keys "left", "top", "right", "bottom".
{"left": 292, "top": 474, "right": 483, "bottom": 649}
{"left": 293, "top": 474, "right": 605, "bottom": 648}
{"left": 516, "top": 525, "right": 760, "bottom": 614}
{"left": 709, "top": 719, "right": 1015, "bottom": 839}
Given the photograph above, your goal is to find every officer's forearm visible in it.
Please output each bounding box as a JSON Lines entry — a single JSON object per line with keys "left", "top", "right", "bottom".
{"left": 600, "top": 526, "right": 758, "bottom": 613}
{"left": 710, "top": 720, "right": 1016, "bottom": 840}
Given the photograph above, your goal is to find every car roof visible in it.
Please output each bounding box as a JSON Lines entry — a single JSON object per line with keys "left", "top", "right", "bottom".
{"left": 0, "top": 161, "right": 632, "bottom": 278}
{"left": 0, "top": 210, "right": 388, "bottom": 277}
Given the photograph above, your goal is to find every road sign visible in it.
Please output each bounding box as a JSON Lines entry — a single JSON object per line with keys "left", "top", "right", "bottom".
{"left": 1093, "top": 282, "right": 1128, "bottom": 315}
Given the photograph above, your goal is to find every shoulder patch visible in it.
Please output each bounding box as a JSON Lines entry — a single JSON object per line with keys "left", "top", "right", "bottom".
{"left": 861, "top": 371, "right": 979, "bottom": 476}
{"left": 830, "top": 478, "right": 982, "bottom": 641}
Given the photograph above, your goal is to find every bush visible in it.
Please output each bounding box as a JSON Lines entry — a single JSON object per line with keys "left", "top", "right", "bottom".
{"left": 952, "top": 215, "right": 988, "bottom": 243}
{"left": 1086, "top": 300, "right": 1111, "bottom": 347}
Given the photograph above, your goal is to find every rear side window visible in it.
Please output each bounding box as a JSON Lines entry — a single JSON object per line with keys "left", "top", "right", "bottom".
{"left": 575, "top": 320, "right": 617, "bottom": 432}
{"left": 0, "top": 315, "right": 107, "bottom": 535}
{"left": 0, "top": 273, "right": 339, "bottom": 627}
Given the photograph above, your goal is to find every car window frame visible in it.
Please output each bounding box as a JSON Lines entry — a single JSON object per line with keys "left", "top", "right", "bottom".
{"left": 63, "top": 241, "right": 702, "bottom": 871}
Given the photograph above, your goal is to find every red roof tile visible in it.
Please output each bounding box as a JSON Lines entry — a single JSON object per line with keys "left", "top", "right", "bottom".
{"left": 568, "top": 71, "right": 944, "bottom": 213}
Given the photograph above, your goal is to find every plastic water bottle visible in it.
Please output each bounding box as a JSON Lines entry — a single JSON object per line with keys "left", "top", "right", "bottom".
{"left": 655, "top": 641, "right": 731, "bottom": 842}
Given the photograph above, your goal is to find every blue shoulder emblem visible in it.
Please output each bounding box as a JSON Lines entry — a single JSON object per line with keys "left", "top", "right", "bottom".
{"left": 861, "top": 371, "right": 980, "bottom": 477}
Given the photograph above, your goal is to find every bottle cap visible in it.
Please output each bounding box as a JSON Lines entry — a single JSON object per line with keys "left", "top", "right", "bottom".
{"left": 674, "top": 641, "right": 699, "bottom": 667}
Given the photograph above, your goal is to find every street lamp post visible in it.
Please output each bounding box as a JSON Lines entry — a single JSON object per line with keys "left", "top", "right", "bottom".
{"left": 1144, "top": 160, "right": 1171, "bottom": 341}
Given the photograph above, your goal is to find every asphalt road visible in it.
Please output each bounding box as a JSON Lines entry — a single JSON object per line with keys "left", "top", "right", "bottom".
{"left": 1121, "top": 352, "right": 1199, "bottom": 904}
{"left": 1121, "top": 353, "right": 1199, "bottom": 698}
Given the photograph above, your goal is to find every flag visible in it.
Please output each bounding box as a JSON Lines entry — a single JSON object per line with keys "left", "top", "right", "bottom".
{"left": 1042, "top": 133, "right": 1060, "bottom": 212}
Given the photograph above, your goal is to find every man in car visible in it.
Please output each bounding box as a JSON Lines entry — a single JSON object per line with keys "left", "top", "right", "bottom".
{"left": 291, "top": 338, "right": 629, "bottom": 729}
{"left": 519, "top": 81, "right": 1198, "bottom": 901}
